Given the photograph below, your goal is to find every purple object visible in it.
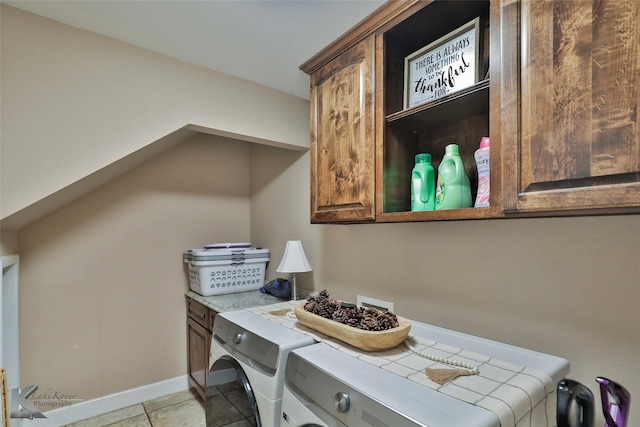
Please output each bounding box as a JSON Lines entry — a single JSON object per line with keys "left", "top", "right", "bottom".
{"left": 596, "top": 377, "right": 631, "bottom": 427}
{"left": 204, "top": 242, "right": 251, "bottom": 249}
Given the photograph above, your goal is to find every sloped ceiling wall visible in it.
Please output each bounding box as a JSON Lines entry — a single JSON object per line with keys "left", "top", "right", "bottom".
{"left": 0, "top": 5, "right": 310, "bottom": 231}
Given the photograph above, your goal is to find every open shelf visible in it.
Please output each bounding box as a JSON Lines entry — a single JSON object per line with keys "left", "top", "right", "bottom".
{"left": 380, "top": 0, "right": 492, "bottom": 218}
{"left": 376, "top": 206, "right": 504, "bottom": 223}
{"left": 386, "top": 79, "right": 490, "bottom": 130}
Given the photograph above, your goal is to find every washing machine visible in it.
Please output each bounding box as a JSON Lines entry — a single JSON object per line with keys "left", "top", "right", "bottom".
{"left": 207, "top": 308, "right": 316, "bottom": 427}
{"left": 281, "top": 320, "right": 569, "bottom": 427}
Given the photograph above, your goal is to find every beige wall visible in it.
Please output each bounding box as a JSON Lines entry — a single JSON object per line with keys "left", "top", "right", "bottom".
{"left": 0, "top": 5, "right": 311, "bottom": 408}
{"left": 19, "top": 134, "right": 251, "bottom": 403}
{"left": 0, "top": 230, "right": 18, "bottom": 255}
{"left": 4, "top": 4, "right": 640, "bottom": 427}
{"left": 0, "top": 5, "right": 309, "bottom": 221}
{"left": 251, "top": 144, "right": 640, "bottom": 427}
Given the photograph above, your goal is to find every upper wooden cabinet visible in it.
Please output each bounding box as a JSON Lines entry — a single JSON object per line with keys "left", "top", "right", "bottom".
{"left": 501, "top": 0, "right": 640, "bottom": 214}
{"left": 302, "top": 0, "right": 640, "bottom": 223}
{"left": 307, "top": 36, "right": 376, "bottom": 223}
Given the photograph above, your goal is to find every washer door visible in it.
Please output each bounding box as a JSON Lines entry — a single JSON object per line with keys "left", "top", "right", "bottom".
{"left": 207, "top": 355, "right": 261, "bottom": 427}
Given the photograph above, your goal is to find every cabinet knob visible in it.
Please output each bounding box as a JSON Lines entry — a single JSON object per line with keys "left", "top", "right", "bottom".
{"left": 233, "top": 332, "right": 243, "bottom": 345}
{"left": 333, "top": 392, "right": 350, "bottom": 413}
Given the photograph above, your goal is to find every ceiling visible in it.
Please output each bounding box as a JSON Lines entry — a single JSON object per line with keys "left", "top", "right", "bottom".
{"left": 4, "top": 0, "right": 386, "bottom": 100}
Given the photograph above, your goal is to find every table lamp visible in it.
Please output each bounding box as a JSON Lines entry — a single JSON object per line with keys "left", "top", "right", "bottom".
{"left": 276, "top": 240, "right": 312, "bottom": 300}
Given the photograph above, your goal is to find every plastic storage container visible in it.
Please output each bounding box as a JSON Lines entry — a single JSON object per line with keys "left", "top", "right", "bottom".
{"left": 411, "top": 153, "right": 436, "bottom": 211}
{"left": 474, "top": 137, "right": 491, "bottom": 207}
{"left": 183, "top": 245, "right": 269, "bottom": 296}
{"left": 435, "top": 144, "right": 472, "bottom": 210}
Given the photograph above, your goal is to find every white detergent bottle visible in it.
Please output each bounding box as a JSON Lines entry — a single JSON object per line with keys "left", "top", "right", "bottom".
{"left": 474, "top": 137, "right": 490, "bottom": 208}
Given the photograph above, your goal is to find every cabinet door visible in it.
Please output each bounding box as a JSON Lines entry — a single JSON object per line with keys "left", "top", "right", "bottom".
{"left": 187, "top": 317, "right": 210, "bottom": 399}
{"left": 501, "top": 0, "right": 640, "bottom": 214}
{"left": 310, "top": 36, "right": 375, "bottom": 222}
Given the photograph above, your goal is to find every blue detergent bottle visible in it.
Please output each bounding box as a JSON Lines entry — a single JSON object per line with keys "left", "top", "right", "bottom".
{"left": 411, "top": 153, "right": 435, "bottom": 211}
{"left": 435, "top": 144, "right": 472, "bottom": 210}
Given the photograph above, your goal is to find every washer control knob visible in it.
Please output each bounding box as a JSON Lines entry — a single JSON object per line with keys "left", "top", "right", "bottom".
{"left": 333, "top": 392, "right": 350, "bottom": 413}
{"left": 233, "top": 332, "right": 243, "bottom": 344}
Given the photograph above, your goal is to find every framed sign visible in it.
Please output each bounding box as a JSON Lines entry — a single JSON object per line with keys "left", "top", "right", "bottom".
{"left": 404, "top": 18, "right": 481, "bottom": 109}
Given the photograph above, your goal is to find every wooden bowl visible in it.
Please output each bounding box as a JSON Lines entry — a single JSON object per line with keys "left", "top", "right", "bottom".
{"left": 293, "top": 302, "right": 411, "bottom": 351}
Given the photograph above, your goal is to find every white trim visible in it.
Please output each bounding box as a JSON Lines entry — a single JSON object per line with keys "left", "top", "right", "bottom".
{"left": 22, "top": 375, "right": 190, "bottom": 427}
{"left": 1, "top": 255, "right": 19, "bottom": 269}
{"left": 356, "top": 294, "right": 394, "bottom": 313}
{"left": 2, "top": 254, "right": 21, "bottom": 427}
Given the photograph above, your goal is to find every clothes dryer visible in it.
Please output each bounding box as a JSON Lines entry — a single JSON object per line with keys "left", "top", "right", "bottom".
{"left": 207, "top": 308, "right": 315, "bottom": 427}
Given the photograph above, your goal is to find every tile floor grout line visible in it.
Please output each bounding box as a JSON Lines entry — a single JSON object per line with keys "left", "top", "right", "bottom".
{"left": 69, "top": 388, "right": 262, "bottom": 426}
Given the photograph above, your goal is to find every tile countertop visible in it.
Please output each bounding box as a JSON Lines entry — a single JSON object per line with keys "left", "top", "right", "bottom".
{"left": 185, "top": 289, "right": 313, "bottom": 313}
{"left": 248, "top": 301, "right": 569, "bottom": 427}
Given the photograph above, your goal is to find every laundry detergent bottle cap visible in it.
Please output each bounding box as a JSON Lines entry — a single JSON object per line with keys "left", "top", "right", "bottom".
{"left": 411, "top": 153, "right": 435, "bottom": 211}
{"left": 435, "top": 143, "right": 472, "bottom": 210}
{"left": 446, "top": 144, "right": 459, "bottom": 155}
{"left": 415, "top": 153, "right": 431, "bottom": 164}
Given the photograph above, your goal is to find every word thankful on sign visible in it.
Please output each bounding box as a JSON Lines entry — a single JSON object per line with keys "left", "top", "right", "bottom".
{"left": 404, "top": 18, "right": 481, "bottom": 109}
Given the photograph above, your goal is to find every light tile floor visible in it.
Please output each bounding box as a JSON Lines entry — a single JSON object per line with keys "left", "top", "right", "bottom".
{"left": 62, "top": 386, "right": 253, "bottom": 427}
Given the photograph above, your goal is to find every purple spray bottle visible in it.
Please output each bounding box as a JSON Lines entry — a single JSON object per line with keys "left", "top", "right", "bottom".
{"left": 595, "top": 377, "right": 630, "bottom": 427}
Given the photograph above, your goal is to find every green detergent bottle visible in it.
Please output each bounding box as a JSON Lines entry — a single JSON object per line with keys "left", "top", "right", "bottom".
{"left": 435, "top": 144, "right": 472, "bottom": 210}
{"left": 411, "top": 153, "right": 435, "bottom": 211}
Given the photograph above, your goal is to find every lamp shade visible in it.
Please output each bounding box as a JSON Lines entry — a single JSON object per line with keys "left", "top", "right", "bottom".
{"left": 276, "top": 240, "right": 312, "bottom": 273}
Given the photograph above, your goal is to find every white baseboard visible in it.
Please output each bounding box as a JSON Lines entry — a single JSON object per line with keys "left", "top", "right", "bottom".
{"left": 21, "top": 375, "right": 190, "bottom": 427}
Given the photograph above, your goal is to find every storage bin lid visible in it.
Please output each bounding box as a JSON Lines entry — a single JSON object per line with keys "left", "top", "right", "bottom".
{"left": 183, "top": 247, "right": 269, "bottom": 262}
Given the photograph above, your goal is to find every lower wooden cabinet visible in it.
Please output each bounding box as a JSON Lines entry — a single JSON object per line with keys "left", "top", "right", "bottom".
{"left": 186, "top": 297, "right": 216, "bottom": 400}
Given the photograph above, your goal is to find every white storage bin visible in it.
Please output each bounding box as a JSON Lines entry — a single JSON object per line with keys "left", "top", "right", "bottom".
{"left": 184, "top": 246, "right": 269, "bottom": 296}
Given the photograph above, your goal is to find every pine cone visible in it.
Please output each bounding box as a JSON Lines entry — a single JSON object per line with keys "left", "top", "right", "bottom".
{"left": 360, "top": 316, "right": 380, "bottom": 331}
{"left": 331, "top": 308, "right": 348, "bottom": 324}
{"left": 303, "top": 290, "right": 399, "bottom": 331}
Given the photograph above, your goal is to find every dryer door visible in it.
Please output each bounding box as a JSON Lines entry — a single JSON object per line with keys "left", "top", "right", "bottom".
{"left": 207, "top": 355, "right": 261, "bottom": 427}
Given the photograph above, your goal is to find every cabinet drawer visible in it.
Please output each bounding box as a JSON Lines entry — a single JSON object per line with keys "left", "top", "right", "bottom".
{"left": 187, "top": 298, "right": 211, "bottom": 330}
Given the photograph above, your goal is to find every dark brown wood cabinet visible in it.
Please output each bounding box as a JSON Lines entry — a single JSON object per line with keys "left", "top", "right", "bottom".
{"left": 500, "top": 0, "right": 640, "bottom": 214}
{"left": 186, "top": 297, "right": 216, "bottom": 400}
{"left": 301, "top": 0, "right": 640, "bottom": 223}
{"left": 307, "top": 36, "right": 376, "bottom": 223}
{"left": 302, "top": 0, "right": 500, "bottom": 223}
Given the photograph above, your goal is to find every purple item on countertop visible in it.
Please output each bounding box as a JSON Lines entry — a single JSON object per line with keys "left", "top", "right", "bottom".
{"left": 596, "top": 377, "right": 630, "bottom": 427}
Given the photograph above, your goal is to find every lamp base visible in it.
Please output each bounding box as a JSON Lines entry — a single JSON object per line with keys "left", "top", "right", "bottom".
{"left": 290, "top": 273, "right": 298, "bottom": 301}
